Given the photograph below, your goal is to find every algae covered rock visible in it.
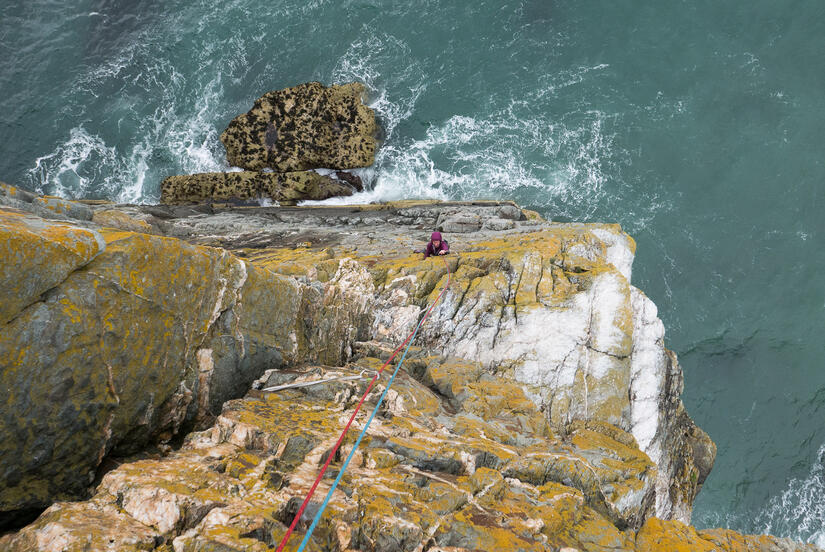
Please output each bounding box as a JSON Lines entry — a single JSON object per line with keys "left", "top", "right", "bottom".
{"left": 161, "top": 82, "right": 375, "bottom": 206}
{"left": 221, "top": 82, "right": 377, "bottom": 171}
{"left": 159, "top": 170, "right": 357, "bottom": 205}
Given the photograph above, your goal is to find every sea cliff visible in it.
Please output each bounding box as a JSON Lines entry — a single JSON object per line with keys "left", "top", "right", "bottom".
{"left": 0, "top": 183, "right": 819, "bottom": 551}
{"left": 0, "top": 82, "right": 819, "bottom": 551}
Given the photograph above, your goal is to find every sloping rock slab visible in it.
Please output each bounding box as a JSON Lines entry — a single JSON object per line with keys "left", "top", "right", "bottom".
{"left": 160, "top": 170, "right": 356, "bottom": 205}
{"left": 0, "top": 209, "right": 375, "bottom": 522}
{"left": 221, "top": 81, "right": 377, "bottom": 171}
{"left": 0, "top": 209, "right": 105, "bottom": 324}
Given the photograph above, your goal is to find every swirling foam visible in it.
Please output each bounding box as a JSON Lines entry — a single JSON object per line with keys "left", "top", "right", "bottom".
{"left": 27, "top": 6, "right": 232, "bottom": 203}
{"left": 311, "top": 40, "right": 620, "bottom": 216}
{"left": 30, "top": 126, "right": 121, "bottom": 200}
{"left": 754, "top": 442, "right": 825, "bottom": 546}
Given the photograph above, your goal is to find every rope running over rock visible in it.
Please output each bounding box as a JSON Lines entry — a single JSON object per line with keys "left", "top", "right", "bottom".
{"left": 275, "top": 256, "right": 452, "bottom": 552}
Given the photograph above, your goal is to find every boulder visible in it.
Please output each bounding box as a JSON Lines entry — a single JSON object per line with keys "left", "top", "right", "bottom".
{"left": 159, "top": 170, "right": 357, "bottom": 205}
{"left": 438, "top": 213, "right": 482, "bottom": 233}
{"left": 334, "top": 170, "right": 364, "bottom": 191}
{"left": 32, "top": 196, "right": 93, "bottom": 221}
{"left": 0, "top": 181, "right": 93, "bottom": 221}
{"left": 221, "top": 82, "right": 377, "bottom": 171}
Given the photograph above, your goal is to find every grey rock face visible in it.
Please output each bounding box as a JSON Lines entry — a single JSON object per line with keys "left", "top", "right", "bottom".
{"left": 0, "top": 186, "right": 378, "bottom": 521}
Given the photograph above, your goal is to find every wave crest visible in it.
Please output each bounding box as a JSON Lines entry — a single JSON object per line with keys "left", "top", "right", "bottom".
{"left": 755, "top": 442, "right": 825, "bottom": 546}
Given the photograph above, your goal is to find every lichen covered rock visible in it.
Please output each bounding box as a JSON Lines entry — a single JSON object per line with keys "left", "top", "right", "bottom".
{"left": 351, "top": 227, "right": 711, "bottom": 523}
{"left": 221, "top": 82, "right": 377, "bottom": 171}
{"left": 4, "top": 357, "right": 811, "bottom": 552}
{"left": 0, "top": 181, "right": 93, "bottom": 221}
{"left": 92, "top": 208, "right": 161, "bottom": 234}
{"left": 0, "top": 358, "right": 656, "bottom": 551}
{"left": 0, "top": 497, "right": 160, "bottom": 552}
{"left": 1, "top": 186, "right": 807, "bottom": 551}
{"left": 163, "top": 202, "right": 713, "bottom": 523}
{"left": 635, "top": 517, "right": 822, "bottom": 552}
{"left": 0, "top": 204, "right": 374, "bottom": 520}
{"left": 0, "top": 208, "right": 105, "bottom": 324}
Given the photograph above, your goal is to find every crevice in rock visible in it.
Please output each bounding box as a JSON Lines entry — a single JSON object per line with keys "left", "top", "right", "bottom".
{"left": 586, "top": 345, "right": 630, "bottom": 360}
{"left": 511, "top": 262, "right": 525, "bottom": 326}
{"left": 535, "top": 258, "right": 545, "bottom": 303}
{"left": 449, "top": 279, "right": 472, "bottom": 321}
{"left": 3, "top": 256, "right": 97, "bottom": 325}
{"left": 446, "top": 293, "right": 481, "bottom": 345}
{"left": 0, "top": 508, "right": 48, "bottom": 535}
{"left": 491, "top": 305, "right": 507, "bottom": 349}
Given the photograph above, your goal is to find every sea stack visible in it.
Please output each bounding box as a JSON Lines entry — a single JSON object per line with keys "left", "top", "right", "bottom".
{"left": 160, "top": 82, "right": 377, "bottom": 205}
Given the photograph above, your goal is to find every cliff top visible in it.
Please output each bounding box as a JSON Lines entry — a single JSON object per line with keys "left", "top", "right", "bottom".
{"left": 0, "top": 183, "right": 817, "bottom": 551}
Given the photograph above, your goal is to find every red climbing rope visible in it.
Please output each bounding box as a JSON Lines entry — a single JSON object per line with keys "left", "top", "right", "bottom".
{"left": 275, "top": 256, "right": 452, "bottom": 552}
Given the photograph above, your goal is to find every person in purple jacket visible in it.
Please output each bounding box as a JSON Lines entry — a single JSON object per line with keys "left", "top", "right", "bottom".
{"left": 423, "top": 231, "right": 449, "bottom": 258}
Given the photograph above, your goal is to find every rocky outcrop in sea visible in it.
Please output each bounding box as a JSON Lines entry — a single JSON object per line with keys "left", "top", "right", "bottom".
{"left": 0, "top": 82, "right": 819, "bottom": 551}
{"left": 160, "top": 82, "right": 376, "bottom": 205}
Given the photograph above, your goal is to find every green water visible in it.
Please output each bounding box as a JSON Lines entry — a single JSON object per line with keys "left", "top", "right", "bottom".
{"left": 2, "top": 0, "right": 824, "bottom": 542}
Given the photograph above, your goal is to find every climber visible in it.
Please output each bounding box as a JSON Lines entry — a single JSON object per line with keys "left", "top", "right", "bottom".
{"left": 423, "top": 231, "right": 449, "bottom": 258}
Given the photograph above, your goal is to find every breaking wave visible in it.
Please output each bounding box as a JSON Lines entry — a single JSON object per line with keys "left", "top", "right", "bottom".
{"left": 314, "top": 35, "right": 623, "bottom": 217}
{"left": 753, "top": 442, "right": 825, "bottom": 547}
{"left": 24, "top": 4, "right": 240, "bottom": 203}
{"left": 24, "top": 6, "right": 627, "bottom": 217}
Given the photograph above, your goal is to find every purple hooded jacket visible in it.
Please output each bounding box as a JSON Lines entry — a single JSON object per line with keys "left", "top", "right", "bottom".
{"left": 424, "top": 231, "right": 449, "bottom": 258}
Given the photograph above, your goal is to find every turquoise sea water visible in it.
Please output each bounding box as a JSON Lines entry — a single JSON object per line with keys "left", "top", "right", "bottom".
{"left": 2, "top": 0, "right": 824, "bottom": 542}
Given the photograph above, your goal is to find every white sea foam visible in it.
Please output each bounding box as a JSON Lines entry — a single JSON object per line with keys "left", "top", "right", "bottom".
{"left": 347, "top": 104, "right": 613, "bottom": 216}
{"left": 754, "top": 442, "right": 825, "bottom": 546}
{"left": 322, "top": 37, "right": 620, "bottom": 214}
{"left": 161, "top": 76, "right": 227, "bottom": 176}
{"left": 28, "top": 4, "right": 620, "bottom": 214}
{"left": 29, "top": 79, "right": 227, "bottom": 204}
{"left": 30, "top": 126, "right": 121, "bottom": 199}
{"left": 332, "top": 33, "right": 428, "bottom": 145}
{"left": 30, "top": 15, "right": 229, "bottom": 203}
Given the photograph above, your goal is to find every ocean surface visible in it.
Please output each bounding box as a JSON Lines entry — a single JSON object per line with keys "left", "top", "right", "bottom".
{"left": 2, "top": 0, "right": 824, "bottom": 543}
